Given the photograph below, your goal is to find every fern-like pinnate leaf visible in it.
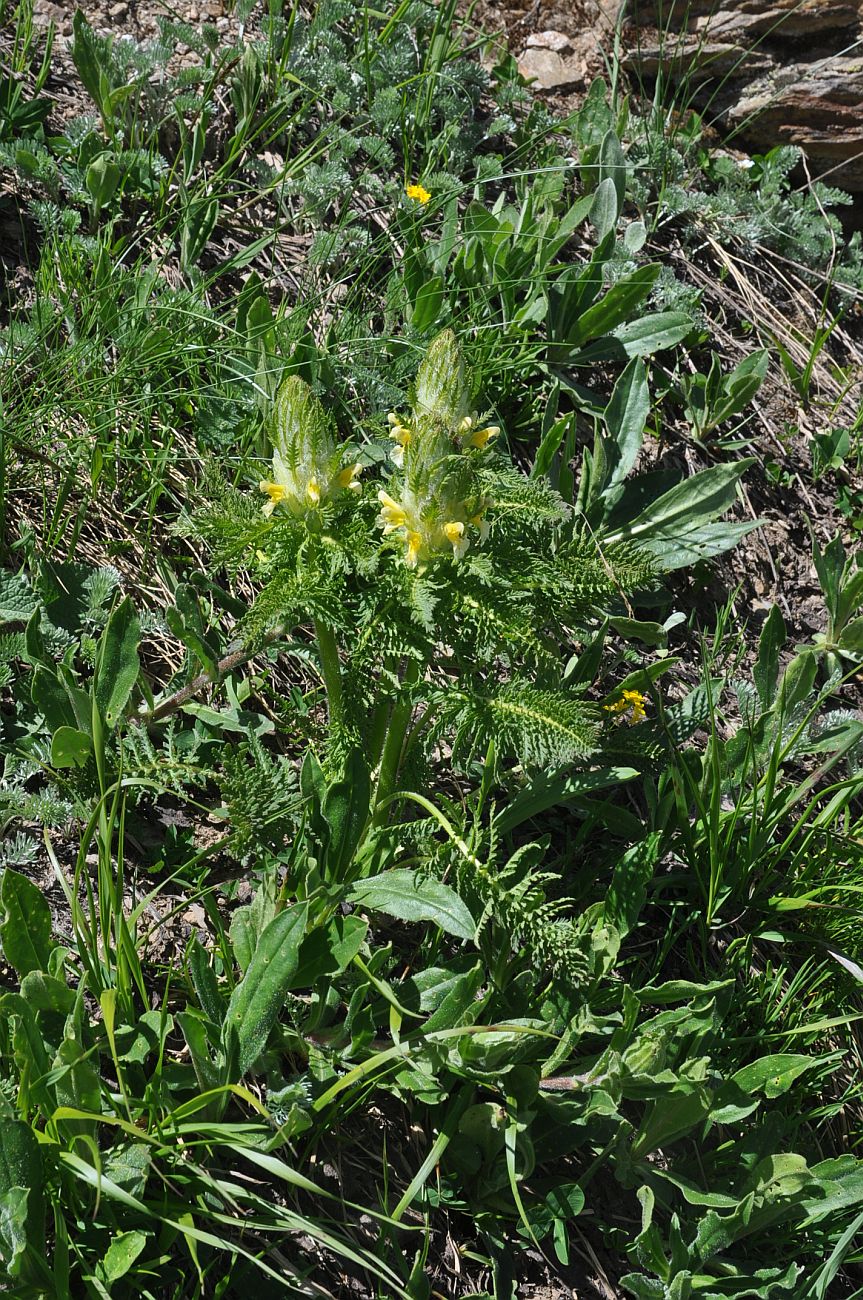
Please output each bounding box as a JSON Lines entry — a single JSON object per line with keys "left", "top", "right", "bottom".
{"left": 439, "top": 683, "right": 600, "bottom": 767}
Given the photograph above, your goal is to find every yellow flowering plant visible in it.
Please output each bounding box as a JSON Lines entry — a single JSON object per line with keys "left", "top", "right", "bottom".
{"left": 259, "top": 376, "right": 363, "bottom": 520}
{"left": 189, "top": 329, "right": 656, "bottom": 878}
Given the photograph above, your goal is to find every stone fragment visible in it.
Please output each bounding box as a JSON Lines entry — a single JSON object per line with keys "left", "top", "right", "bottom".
{"left": 524, "top": 30, "right": 574, "bottom": 53}
{"left": 518, "top": 47, "right": 582, "bottom": 91}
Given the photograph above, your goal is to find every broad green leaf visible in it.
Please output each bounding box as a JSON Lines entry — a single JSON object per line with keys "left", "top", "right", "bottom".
{"left": 497, "top": 765, "right": 639, "bottom": 835}
{"left": 411, "top": 275, "right": 444, "bottom": 332}
{"left": 420, "top": 963, "right": 485, "bottom": 1033}
{"left": 606, "top": 460, "right": 753, "bottom": 546}
{"left": 322, "top": 749, "right": 371, "bottom": 878}
{"left": 532, "top": 412, "right": 574, "bottom": 481}
{"left": 51, "top": 726, "right": 93, "bottom": 770}
{"left": 630, "top": 1086, "right": 712, "bottom": 1159}
{"left": 0, "top": 1120, "right": 43, "bottom": 1276}
{"left": 19, "top": 971, "right": 75, "bottom": 1015}
{"left": 0, "top": 573, "right": 37, "bottom": 626}
{"left": 839, "top": 616, "right": 863, "bottom": 654}
{"left": 96, "top": 1231, "right": 148, "bottom": 1285}
{"left": 636, "top": 978, "right": 732, "bottom": 1004}
{"left": 94, "top": 596, "right": 140, "bottom": 728}
{"left": 222, "top": 901, "right": 309, "bottom": 1077}
{"left": 589, "top": 176, "right": 618, "bottom": 241}
{"left": 570, "top": 265, "right": 660, "bottom": 348}
{"left": 754, "top": 605, "right": 786, "bottom": 711}
{"left": 568, "top": 311, "right": 691, "bottom": 363}
{"left": 731, "top": 1053, "right": 821, "bottom": 1099}
{"left": 85, "top": 152, "right": 121, "bottom": 208}
{"left": 0, "top": 870, "right": 54, "bottom": 977}
{"left": 604, "top": 356, "right": 648, "bottom": 487}
{"left": 608, "top": 616, "right": 667, "bottom": 647}
{"left": 188, "top": 934, "right": 224, "bottom": 1025}
{"left": 31, "top": 667, "right": 77, "bottom": 734}
{"left": 604, "top": 834, "right": 660, "bottom": 938}
{"left": 291, "top": 914, "right": 368, "bottom": 987}
{"left": 598, "top": 128, "right": 628, "bottom": 216}
{"left": 350, "top": 870, "right": 474, "bottom": 940}
{"left": 0, "top": 1186, "right": 29, "bottom": 1277}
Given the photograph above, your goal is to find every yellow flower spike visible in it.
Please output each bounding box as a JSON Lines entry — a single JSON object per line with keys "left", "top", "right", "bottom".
{"left": 405, "top": 530, "right": 423, "bottom": 567}
{"left": 444, "top": 520, "right": 469, "bottom": 561}
{"left": 336, "top": 462, "right": 363, "bottom": 492}
{"left": 377, "top": 489, "right": 408, "bottom": 533}
{"left": 306, "top": 476, "right": 321, "bottom": 506}
{"left": 259, "top": 480, "right": 287, "bottom": 516}
{"left": 406, "top": 183, "right": 431, "bottom": 205}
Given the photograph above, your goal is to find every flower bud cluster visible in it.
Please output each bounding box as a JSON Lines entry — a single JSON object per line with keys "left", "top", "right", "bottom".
{"left": 258, "top": 333, "right": 499, "bottom": 571}
{"left": 376, "top": 331, "right": 497, "bottom": 569}
{"left": 259, "top": 376, "right": 362, "bottom": 518}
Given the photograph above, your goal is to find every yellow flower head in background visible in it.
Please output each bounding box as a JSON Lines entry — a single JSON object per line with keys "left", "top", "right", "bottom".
{"left": 406, "top": 182, "right": 431, "bottom": 205}
{"left": 604, "top": 689, "right": 647, "bottom": 725}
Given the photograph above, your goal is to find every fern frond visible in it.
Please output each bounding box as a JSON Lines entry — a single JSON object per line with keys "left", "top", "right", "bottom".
{"left": 436, "top": 682, "right": 600, "bottom": 768}
{"left": 217, "top": 735, "right": 301, "bottom": 863}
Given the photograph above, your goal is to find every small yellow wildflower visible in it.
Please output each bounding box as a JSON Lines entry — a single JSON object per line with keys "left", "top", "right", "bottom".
{"left": 386, "top": 415, "right": 412, "bottom": 466}
{"left": 336, "top": 462, "right": 363, "bottom": 492}
{"left": 604, "top": 689, "right": 647, "bottom": 725}
{"left": 406, "top": 182, "right": 431, "bottom": 205}
{"left": 444, "top": 520, "right": 469, "bottom": 560}
{"left": 470, "top": 511, "right": 490, "bottom": 543}
{"left": 306, "top": 476, "right": 321, "bottom": 506}
{"left": 405, "top": 530, "right": 423, "bottom": 567}
{"left": 377, "top": 489, "right": 408, "bottom": 533}
{"left": 259, "top": 480, "right": 287, "bottom": 517}
{"left": 467, "top": 425, "right": 499, "bottom": 451}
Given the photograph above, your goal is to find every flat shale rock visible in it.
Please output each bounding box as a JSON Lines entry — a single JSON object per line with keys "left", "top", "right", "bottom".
{"left": 626, "top": 0, "right": 863, "bottom": 189}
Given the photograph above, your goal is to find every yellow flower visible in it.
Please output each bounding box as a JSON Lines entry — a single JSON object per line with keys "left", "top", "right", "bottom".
{"left": 306, "top": 476, "right": 321, "bottom": 506}
{"left": 336, "top": 462, "right": 363, "bottom": 492}
{"left": 406, "top": 182, "right": 431, "bottom": 205}
{"left": 259, "top": 480, "right": 287, "bottom": 517}
{"left": 467, "top": 425, "right": 499, "bottom": 451}
{"left": 405, "top": 530, "right": 422, "bottom": 567}
{"left": 444, "top": 520, "right": 469, "bottom": 560}
{"left": 377, "top": 489, "right": 408, "bottom": 533}
{"left": 604, "top": 689, "right": 647, "bottom": 725}
{"left": 470, "top": 511, "right": 490, "bottom": 543}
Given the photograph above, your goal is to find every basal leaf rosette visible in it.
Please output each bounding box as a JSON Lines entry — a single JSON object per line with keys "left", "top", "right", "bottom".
{"left": 260, "top": 376, "right": 362, "bottom": 520}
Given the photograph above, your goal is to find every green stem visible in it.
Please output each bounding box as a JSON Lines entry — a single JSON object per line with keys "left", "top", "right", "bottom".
{"left": 373, "top": 658, "right": 420, "bottom": 821}
{"left": 314, "top": 619, "right": 344, "bottom": 730}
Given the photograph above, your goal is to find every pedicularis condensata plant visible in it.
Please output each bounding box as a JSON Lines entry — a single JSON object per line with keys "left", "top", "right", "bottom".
{"left": 192, "top": 329, "right": 655, "bottom": 837}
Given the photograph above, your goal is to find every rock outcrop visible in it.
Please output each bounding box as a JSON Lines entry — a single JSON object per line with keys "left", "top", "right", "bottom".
{"left": 624, "top": 0, "right": 863, "bottom": 190}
